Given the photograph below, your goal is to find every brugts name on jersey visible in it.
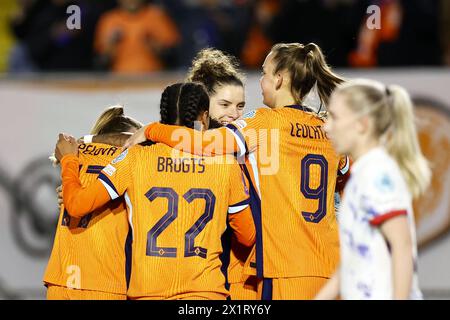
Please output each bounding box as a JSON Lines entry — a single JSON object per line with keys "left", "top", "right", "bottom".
{"left": 157, "top": 156, "right": 205, "bottom": 173}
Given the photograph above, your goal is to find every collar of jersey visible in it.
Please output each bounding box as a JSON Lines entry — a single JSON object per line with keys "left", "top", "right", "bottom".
{"left": 284, "top": 104, "right": 314, "bottom": 112}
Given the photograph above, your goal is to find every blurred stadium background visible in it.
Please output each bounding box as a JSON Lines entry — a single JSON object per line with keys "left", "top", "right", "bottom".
{"left": 0, "top": 0, "right": 449, "bottom": 300}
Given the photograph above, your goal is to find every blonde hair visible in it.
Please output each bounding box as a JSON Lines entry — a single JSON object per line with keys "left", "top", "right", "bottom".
{"left": 90, "top": 105, "right": 142, "bottom": 135}
{"left": 186, "top": 48, "right": 245, "bottom": 95}
{"left": 270, "top": 42, "right": 344, "bottom": 109}
{"left": 49, "top": 105, "right": 142, "bottom": 166}
{"left": 336, "top": 79, "right": 431, "bottom": 198}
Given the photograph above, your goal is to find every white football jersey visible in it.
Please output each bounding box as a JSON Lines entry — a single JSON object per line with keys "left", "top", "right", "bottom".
{"left": 339, "top": 147, "right": 422, "bottom": 300}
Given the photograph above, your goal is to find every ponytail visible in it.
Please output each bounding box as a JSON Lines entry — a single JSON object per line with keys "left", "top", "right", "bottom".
{"left": 90, "top": 105, "right": 142, "bottom": 135}
{"left": 336, "top": 80, "right": 431, "bottom": 198}
{"left": 49, "top": 105, "right": 142, "bottom": 166}
{"left": 304, "top": 43, "right": 344, "bottom": 107}
{"left": 90, "top": 105, "right": 125, "bottom": 134}
{"left": 270, "top": 42, "right": 344, "bottom": 108}
{"left": 384, "top": 85, "right": 431, "bottom": 198}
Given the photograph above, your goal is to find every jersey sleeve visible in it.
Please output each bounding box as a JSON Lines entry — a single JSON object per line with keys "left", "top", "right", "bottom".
{"left": 228, "top": 164, "right": 250, "bottom": 211}
{"left": 227, "top": 165, "right": 255, "bottom": 247}
{"left": 145, "top": 108, "right": 271, "bottom": 158}
{"left": 338, "top": 155, "right": 350, "bottom": 176}
{"left": 336, "top": 155, "right": 351, "bottom": 193}
{"left": 61, "top": 155, "right": 112, "bottom": 218}
{"left": 361, "top": 170, "right": 409, "bottom": 226}
{"left": 97, "top": 147, "right": 135, "bottom": 200}
{"left": 225, "top": 108, "right": 272, "bottom": 155}
{"left": 145, "top": 123, "right": 239, "bottom": 156}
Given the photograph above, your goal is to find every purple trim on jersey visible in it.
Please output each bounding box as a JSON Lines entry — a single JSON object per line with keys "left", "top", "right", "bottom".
{"left": 285, "top": 104, "right": 314, "bottom": 112}
{"left": 226, "top": 123, "right": 248, "bottom": 156}
{"left": 124, "top": 227, "right": 132, "bottom": 289}
{"left": 98, "top": 172, "right": 119, "bottom": 198}
{"left": 86, "top": 165, "right": 104, "bottom": 174}
{"left": 219, "top": 222, "right": 232, "bottom": 298}
{"left": 229, "top": 198, "right": 250, "bottom": 208}
{"left": 241, "top": 163, "right": 263, "bottom": 278}
{"left": 262, "top": 278, "right": 273, "bottom": 300}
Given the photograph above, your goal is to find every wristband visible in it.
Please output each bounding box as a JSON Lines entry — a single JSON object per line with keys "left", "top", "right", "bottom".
{"left": 83, "top": 135, "right": 94, "bottom": 144}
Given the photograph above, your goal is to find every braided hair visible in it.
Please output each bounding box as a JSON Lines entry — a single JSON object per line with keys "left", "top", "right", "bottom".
{"left": 160, "top": 82, "right": 210, "bottom": 129}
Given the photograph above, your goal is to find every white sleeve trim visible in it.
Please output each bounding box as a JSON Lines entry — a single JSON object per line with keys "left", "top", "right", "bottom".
{"left": 228, "top": 204, "right": 249, "bottom": 214}
{"left": 99, "top": 179, "right": 119, "bottom": 200}
{"left": 225, "top": 127, "right": 246, "bottom": 157}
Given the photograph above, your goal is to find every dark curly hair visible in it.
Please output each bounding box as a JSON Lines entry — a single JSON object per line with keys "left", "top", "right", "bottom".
{"left": 186, "top": 48, "right": 245, "bottom": 95}
{"left": 160, "top": 82, "right": 210, "bottom": 129}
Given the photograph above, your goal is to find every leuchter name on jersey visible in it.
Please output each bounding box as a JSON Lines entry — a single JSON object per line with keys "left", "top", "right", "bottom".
{"left": 290, "top": 122, "right": 328, "bottom": 140}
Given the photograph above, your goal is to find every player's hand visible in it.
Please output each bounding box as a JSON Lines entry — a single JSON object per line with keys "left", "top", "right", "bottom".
{"left": 55, "top": 133, "right": 78, "bottom": 161}
{"left": 56, "top": 185, "right": 63, "bottom": 209}
{"left": 123, "top": 125, "right": 148, "bottom": 149}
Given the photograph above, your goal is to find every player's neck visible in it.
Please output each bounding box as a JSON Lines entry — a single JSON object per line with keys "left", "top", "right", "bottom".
{"left": 351, "top": 139, "right": 380, "bottom": 162}
{"left": 274, "top": 94, "right": 296, "bottom": 108}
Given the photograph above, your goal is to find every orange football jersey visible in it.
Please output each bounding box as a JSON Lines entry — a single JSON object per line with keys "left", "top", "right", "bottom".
{"left": 226, "top": 106, "right": 341, "bottom": 278}
{"left": 226, "top": 154, "right": 260, "bottom": 300}
{"left": 44, "top": 143, "right": 130, "bottom": 294}
{"left": 64, "top": 143, "right": 254, "bottom": 299}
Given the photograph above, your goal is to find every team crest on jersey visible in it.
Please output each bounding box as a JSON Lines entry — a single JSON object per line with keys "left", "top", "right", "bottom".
{"left": 375, "top": 173, "right": 394, "bottom": 192}
{"left": 103, "top": 164, "right": 116, "bottom": 177}
{"left": 111, "top": 149, "right": 128, "bottom": 164}
{"left": 243, "top": 110, "right": 256, "bottom": 119}
{"left": 234, "top": 119, "right": 247, "bottom": 130}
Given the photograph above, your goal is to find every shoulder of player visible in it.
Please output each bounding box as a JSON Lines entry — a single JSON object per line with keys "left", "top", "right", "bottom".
{"left": 202, "top": 154, "right": 238, "bottom": 165}
{"left": 126, "top": 142, "right": 170, "bottom": 159}
{"left": 268, "top": 107, "right": 323, "bottom": 127}
{"left": 360, "top": 159, "right": 404, "bottom": 196}
{"left": 241, "top": 107, "right": 272, "bottom": 120}
{"left": 202, "top": 155, "right": 241, "bottom": 179}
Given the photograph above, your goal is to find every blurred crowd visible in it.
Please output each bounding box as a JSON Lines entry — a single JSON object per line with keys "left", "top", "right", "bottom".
{"left": 0, "top": 0, "right": 448, "bottom": 73}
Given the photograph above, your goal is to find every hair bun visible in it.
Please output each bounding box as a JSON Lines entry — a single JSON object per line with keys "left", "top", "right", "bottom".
{"left": 187, "top": 48, "right": 244, "bottom": 93}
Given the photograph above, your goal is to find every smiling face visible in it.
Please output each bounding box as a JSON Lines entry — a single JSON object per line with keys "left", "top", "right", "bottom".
{"left": 208, "top": 84, "right": 245, "bottom": 126}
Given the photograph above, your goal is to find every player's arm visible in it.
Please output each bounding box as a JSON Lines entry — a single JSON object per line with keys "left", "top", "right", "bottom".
{"left": 314, "top": 268, "right": 340, "bottom": 300}
{"left": 123, "top": 109, "right": 270, "bottom": 155}
{"left": 55, "top": 133, "right": 130, "bottom": 218}
{"left": 60, "top": 154, "right": 111, "bottom": 218}
{"left": 145, "top": 123, "right": 240, "bottom": 156}
{"left": 228, "top": 205, "right": 255, "bottom": 247}
{"left": 365, "top": 170, "right": 413, "bottom": 299}
{"left": 378, "top": 215, "right": 413, "bottom": 300}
